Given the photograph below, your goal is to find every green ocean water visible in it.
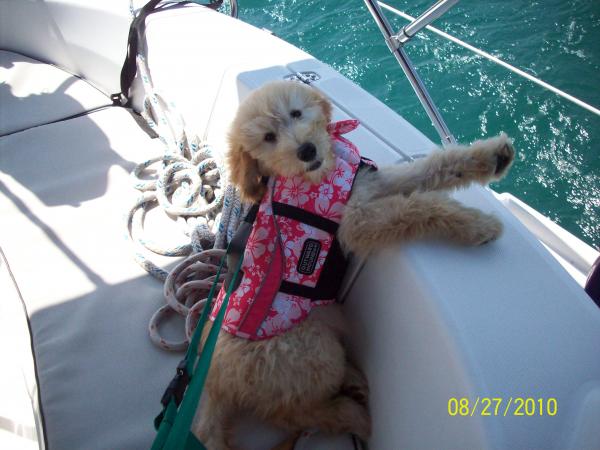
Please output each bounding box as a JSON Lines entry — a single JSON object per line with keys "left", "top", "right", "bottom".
{"left": 240, "top": 0, "right": 600, "bottom": 249}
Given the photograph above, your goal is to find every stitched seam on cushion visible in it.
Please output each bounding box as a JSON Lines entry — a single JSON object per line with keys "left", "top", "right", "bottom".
{"left": 0, "top": 105, "right": 114, "bottom": 138}
{"left": 0, "top": 246, "right": 48, "bottom": 450}
{"left": 0, "top": 49, "right": 112, "bottom": 97}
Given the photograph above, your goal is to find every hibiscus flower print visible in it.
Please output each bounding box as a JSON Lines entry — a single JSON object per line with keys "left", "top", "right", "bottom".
{"left": 257, "top": 200, "right": 273, "bottom": 226}
{"left": 283, "top": 236, "right": 302, "bottom": 260}
{"left": 333, "top": 142, "right": 350, "bottom": 163}
{"left": 276, "top": 217, "right": 294, "bottom": 239}
{"left": 328, "top": 161, "right": 352, "bottom": 188}
{"left": 315, "top": 197, "right": 346, "bottom": 221}
{"left": 259, "top": 294, "right": 308, "bottom": 335}
{"left": 244, "top": 225, "right": 270, "bottom": 267}
{"left": 246, "top": 263, "right": 263, "bottom": 278}
{"left": 294, "top": 222, "right": 329, "bottom": 243}
{"left": 235, "top": 274, "right": 256, "bottom": 298}
{"left": 318, "top": 182, "right": 335, "bottom": 201}
{"left": 210, "top": 291, "right": 225, "bottom": 320}
{"left": 278, "top": 177, "right": 311, "bottom": 206}
{"left": 285, "top": 270, "right": 302, "bottom": 284}
{"left": 223, "top": 306, "right": 241, "bottom": 329}
{"left": 302, "top": 248, "right": 328, "bottom": 286}
{"left": 272, "top": 294, "right": 304, "bottom": 320}
{"left": 332, "top": 134, "right": 360, "bottom": 166}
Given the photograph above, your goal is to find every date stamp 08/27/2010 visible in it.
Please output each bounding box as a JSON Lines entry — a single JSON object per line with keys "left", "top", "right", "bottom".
{"left": 448, "top": 397, "right": 558, "bottom": 417}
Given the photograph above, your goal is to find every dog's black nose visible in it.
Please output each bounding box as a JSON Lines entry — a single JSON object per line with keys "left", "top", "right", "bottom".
{"left": 297, "top": 143, "right": 317, "bottom": 162}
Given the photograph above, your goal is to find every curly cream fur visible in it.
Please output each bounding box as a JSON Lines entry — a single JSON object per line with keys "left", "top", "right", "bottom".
{"left": 195, "top": 307, "right": 368, "bottom": 450}
{"left": 194, "top": 81, "right": 515, "bottom": 449}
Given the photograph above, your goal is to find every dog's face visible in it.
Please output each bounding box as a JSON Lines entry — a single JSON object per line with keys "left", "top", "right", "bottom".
{"left": 227, "top": 81, "right": 333, "bottom": 202}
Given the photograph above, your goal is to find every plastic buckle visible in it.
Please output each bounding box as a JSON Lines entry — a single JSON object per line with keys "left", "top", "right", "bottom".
{"left": 154, "top": 409, "right": 165, "bottom": 430}
{"left": 110, "top": 93, "right": 126, "bottom": 107}
{"left": 160, "top": 358, "right": 190, "bottom": 408}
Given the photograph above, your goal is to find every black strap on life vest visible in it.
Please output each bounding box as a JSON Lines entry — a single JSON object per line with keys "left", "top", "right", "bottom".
{"left": 271, "top": 202, "right": 339, "bottom": 235}
{"left": 270, "top": 202, "right": 348, "bottom": 301}
{"left": 279, "top": 236, "right": 348, "bottom": 300}
{"left": 227, "top": 199, "right": 348, "bottom": 301}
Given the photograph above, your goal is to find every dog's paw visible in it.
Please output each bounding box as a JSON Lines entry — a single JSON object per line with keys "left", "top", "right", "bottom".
{"left": 476, "top": 133, "right": 515, "bottom": 180}
{"left": 455, "top": 133, "right": 515, "bottom": 184}
{"left": 491, "top": 133, "right": 515, "bottom": 177}
{"left": 454, "top": 211, "right": 504, "bottom": 246}
{"left": 341, "top": 382, "right": 369, "bottom": 409}
{"left": 337, "top": 396, "right": 372, "bottom": 441}
{"left": 341, "top": 366, "right": 370, "bottom": 409}
{"left": 473, "top": 214, "right": 503, "bottom": 245}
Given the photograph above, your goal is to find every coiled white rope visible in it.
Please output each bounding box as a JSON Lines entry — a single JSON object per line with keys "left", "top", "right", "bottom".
{"left": 125, "top": 53, "right": 246, "bottom": 351}
{"left": 151, "top": 249, "right": 227, "bottom": 351}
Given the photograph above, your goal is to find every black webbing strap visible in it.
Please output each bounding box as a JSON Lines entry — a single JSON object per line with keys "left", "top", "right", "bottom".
{"left": 112, "top": 0, "right": 224, "bottom": 107}
{"left": 270, "top": 200, "right": 348, "bottom": 301}
{"left": 112, "top": 0, "right": 162, "bottom": 106}
{"left": 279, "top": 238, "right": 348, "bottom": 300}
{"left": 271, "top": 202, "right": 339, "bottom": 234}
{"left": 244, "top": 203, "right": 260, "bottom": 224}
{"left": 227, "top": 178, "right": 349, "bottom": 302}
{"left": 220, "top": 202, "right": 260, "bottom": 293}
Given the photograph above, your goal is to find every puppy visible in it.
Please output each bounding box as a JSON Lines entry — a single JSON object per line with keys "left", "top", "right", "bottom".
{"left": 194, "top": 80, "right": 515, "bottom": 449}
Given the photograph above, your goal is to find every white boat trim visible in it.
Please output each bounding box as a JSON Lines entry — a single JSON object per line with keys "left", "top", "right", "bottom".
{"left": 495, "top": 192, "right": 598, "bottom": 286}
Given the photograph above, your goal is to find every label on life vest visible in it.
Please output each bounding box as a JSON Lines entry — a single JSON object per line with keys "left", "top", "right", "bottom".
{"left": 297, "top": 239, "right": 322, "bottom": 275}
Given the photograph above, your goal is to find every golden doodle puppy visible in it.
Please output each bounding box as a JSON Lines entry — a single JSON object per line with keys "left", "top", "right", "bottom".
{"left": 194, "top": 80, "right": 515, "bottom": 449}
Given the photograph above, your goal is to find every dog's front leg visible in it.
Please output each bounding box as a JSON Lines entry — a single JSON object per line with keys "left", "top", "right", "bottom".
{"left": 363, "top": 134, "right": 514, "bottom": 199}
{"left": 339, "top": 191, "right": 503, "bottom": 257}
{"left": 192, "top": 393, "right": 237, "bottom": 450}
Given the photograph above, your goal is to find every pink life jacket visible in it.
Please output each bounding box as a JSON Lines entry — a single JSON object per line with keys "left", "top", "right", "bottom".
{"left": 210, "top": 120, "right": 374, "bottom": 340}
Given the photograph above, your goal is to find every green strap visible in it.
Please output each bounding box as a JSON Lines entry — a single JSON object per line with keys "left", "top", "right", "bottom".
{"left": 155, "top": 250, "right": 244, "bottom": 450}
{"left": 151, "top": 400, "right": 178, "bottom": 450}
{"left": 184, "top": 433, "right": 206, "bottom": 450}
{"left": 185, "top": 250, "right": 228, "bottom": 374}
{"left": 152, "top": 252, "right": 228, "bottom": 448}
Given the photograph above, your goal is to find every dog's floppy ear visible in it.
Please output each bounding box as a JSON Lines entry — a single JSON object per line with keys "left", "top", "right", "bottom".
{"left": 317, "top": 91, "right": 332, "bottom": 124}
{"left": 227, "top": 142, "right": 265, "bottom": 203}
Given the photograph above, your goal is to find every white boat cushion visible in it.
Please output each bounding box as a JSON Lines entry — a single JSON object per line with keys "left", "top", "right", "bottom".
{"left": 0, "top": 107, "right": 181, "bottom": 449}
{"left": 0, "top": 50, "right": 111, "bottom": 136}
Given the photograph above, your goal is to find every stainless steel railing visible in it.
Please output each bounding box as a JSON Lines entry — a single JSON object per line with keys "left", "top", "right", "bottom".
{"left": 377, "top": 1, "right": 600, "bottom": 118}
{"left": 364, "top": 0, "right": 458, "bottom": 146}
{"left": 229, "top": 0, "right": 238, "bottom": 18}
{"left": 365, "top": 0, "right": 600, "bottom": 143}
{"left": 391, "top": 0, "right": 459, "bottom": 47}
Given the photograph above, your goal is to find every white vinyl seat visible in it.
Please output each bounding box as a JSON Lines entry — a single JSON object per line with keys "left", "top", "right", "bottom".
{"left": 0, "top": 106, "right": 184, "bottom": 449}
{"left": 0, "top": 50, "right": 111, "bottom": 136}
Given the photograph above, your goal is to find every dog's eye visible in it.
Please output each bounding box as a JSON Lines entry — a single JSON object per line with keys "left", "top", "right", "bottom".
{"left": 264, "top": 132, "right": 277, "bottom": 142}
{"left": 290, "top": 109, "right": 302, "bottom": 119}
